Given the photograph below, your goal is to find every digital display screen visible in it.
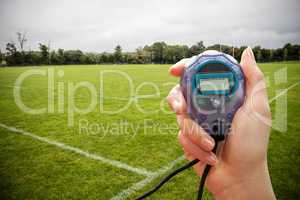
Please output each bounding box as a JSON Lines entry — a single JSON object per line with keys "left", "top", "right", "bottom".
{"left": 199, "top": 78, "right": 229, "bottom": 91}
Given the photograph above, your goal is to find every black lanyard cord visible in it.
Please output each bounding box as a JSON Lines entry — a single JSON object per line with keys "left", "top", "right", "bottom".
{"left": 133, "top": 142, "right": 219, "bottom": 200}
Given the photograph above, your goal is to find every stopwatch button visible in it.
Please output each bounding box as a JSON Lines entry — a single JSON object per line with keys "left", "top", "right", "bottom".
{"left": 199, "top": 114, "right": 206, "bottom": 121}
{"left": 226, "top": 113, "right": 233, "bottom": 120}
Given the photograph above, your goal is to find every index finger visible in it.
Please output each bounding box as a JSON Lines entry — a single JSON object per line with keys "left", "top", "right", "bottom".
{"left": 169, "top": 58, "right": 189, "bottom": 77}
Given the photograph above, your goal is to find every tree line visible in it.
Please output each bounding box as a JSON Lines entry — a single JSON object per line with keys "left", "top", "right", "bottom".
{"left": 1, "top": 32, "right": 300, "bottom": 66}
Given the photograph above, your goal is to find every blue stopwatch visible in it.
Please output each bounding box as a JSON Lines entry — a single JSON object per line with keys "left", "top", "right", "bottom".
{"left": 180, "top": 50, "right": 245, "bottom": 141}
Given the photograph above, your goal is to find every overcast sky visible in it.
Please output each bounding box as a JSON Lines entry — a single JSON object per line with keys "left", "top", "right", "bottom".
{"left": 0, "top": 0, "right": 299, "bottom": 52}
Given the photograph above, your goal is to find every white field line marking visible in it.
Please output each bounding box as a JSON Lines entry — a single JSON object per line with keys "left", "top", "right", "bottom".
{"left": 269, "top": 81, "right": 300, "bottom": 103}
{"left": 0, "top": 123, "right": 155, "bottom": 177}
{"left": 111, "top": 155, "right": 185, "bottom": 200}
{"left": 111, "top": 81, "right": 300, "bottom": 200}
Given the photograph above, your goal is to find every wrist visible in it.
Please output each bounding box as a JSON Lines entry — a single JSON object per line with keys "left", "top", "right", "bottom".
{"left": 213, "top": 161, "right": 276, "bottom": 200}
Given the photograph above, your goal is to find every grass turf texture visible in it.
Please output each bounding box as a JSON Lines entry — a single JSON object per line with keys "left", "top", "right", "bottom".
{"left": 0, "top": 63, "right": 299, "bottom": 200}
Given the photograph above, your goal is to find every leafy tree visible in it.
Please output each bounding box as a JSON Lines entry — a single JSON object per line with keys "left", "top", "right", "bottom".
{"left": 283, "top": 48, "right": 288, "bottom": 61}
{"left": 57, "top": 49, "right": 65, "bottom": 64}
{"left": 63, "top": 50, "right": 84, "bottom": 64}
{"left": 99, "top": 53, "right": 109, "bottom": 63}
{"left": 134, "top": 47, "right": 152, "bottom": 64}
{"left": 283, "top": 43, "right": 300, "bottom": 60}
{"left": 269, "top": 49, "right": 274, "bottom": 61}
{"left": 135, "top": 47, "right": 145, "bottom": 64}
{"left": 253, "top": 46, "right": 262, "bottom": 62}
{"left": 107, "top": 53, "right": 115, "bottom": 63}
{"left": 123, "top": 53, "right": 137, "bottom": 64}
{"left": 50, "top": 51, "right": 60, "bottom": 64}
{"left": 189, "top": 41, "right": 205, "bottom": 56}
{"left": 163, "top": 45, "right": 189, "bottom": 63}
{"left": 221, "top": 45, "right": 232, "bottom": 55}
{"left": 283, "top": 43, "right": 292, "bottom": 60}
{"left": 6, "top": 43, "right": 17, "bottom": 57}
{"left": 273, "top": 48, "right": 283, "bottom": 61}
{"left": 15, "top": 32, "right": 28, "bottom": 64}
{"left": 85, "top": 53, "right": 98, "bottom": 64}
{"left": 0, "top": 49, "right": 3, "bottom": 64}
{"left": 152, "top": 42, "right": 166, "bottom": 64}
{"left": 39, "top": 43, "right": 49, "bottom": 64}
{"left": 5, "top": 42, "right": 23, "bottom": 66}
{"left": 25, "top": 51, "right": 40, "bottom": 65}
{"left": 2, "top": 34, "right": 300, "bottom": 66}
{"left": 143, "top": 45, "right": 153, "bottom": 63}
{"left": 122, "top": 53, "right": 128, "bottom": 63}
{"left": 114, "top": 45, "right": 122, "bottom": 63}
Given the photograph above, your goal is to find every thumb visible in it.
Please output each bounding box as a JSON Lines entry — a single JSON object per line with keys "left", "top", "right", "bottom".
{"left": 240, "top": 47, "right": 265, "bottom": 96}
{"left": 240, "top": 47, "right": 270, "bottom": 119}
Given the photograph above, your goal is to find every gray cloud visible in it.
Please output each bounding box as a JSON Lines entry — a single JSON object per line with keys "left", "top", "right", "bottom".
{"left": 0, "top": 0, "right": 299, "bottom": 52}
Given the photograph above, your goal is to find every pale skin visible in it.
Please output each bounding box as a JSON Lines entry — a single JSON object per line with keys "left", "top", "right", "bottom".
{"left": 167, "top": 47, "right": 276, "bottom": 200}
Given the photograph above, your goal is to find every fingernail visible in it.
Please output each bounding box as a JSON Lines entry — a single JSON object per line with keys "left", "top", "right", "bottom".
{"left": 247, "top": 47, "right": 256, "bottom": 61}
{"left": 246, "top": 47, "right": 257, "bottom": 67}
{"left": 207, "top": 154, "right": 218, "bottom": 165}
{"left": 169, "top": 66, "right": 177, "bottom": 75}
{"left": 202, "top": 138, "right": 214, "bottom": 151}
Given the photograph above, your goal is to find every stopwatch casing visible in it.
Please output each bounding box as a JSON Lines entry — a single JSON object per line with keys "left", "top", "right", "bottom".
{"left": 180, "top": 50, "right": 245, "bottom": 141}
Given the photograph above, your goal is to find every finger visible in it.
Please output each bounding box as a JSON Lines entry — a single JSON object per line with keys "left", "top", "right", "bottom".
{"left": 193, "top": 161, "right": 206, "bottom": 176}
{"left": 167, "top": 84, "right": 186, "bottom": 114}
{"left": 183, "top": 146, "right": 206, "bottom": 176}
{"left": 169, "top": 58, "right": 190, "bottom": 77}
{"left": 178, "top": 115, "right": 215, "bottom": 151}
{"left": 184, "top": 151, "right": 195, "bottom": 162}
{"left": 240, "top": 47, "right": 270, "bottom": 116}
{"left": 167, "top": 82, "right": 215, "bottom": 152}
{"left": 179, "top": 132, "right": 218, "bottom": 166}
{"left": 240, "top": 47, "right": 267, "bottom": 97}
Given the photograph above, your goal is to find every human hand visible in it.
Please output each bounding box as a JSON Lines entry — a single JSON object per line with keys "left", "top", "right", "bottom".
{"left": 167, "top": 48, "right": 276, "bottom": 200}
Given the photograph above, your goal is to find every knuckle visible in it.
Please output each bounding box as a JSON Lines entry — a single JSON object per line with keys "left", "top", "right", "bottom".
{"left": 188, "top": 129, "right": 204, "bottom": 142}
{"left": 195, "top": 151, "right": 208, "bottom": 161}
{"left": 190, "top": 123, "right": 205, "bottom": 138}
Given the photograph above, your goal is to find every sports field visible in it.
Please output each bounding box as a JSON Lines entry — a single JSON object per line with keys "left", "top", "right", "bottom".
{"left": 0, "top": 63, "right": 299, "bottom": 200}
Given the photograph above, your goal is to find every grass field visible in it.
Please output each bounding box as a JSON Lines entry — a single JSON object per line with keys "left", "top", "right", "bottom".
{"left": 0, "top": 62, "right": 299, "bottom": 200}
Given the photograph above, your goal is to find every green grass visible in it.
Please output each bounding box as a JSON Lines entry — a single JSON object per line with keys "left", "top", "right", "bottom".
{"left": 0, "top": 63, "right": 299, "bottom": 200}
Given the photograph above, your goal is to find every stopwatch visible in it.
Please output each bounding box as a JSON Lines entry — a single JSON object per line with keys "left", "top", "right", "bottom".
{"left": 180, "top": 50, "right": 245, "bottom": 141}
